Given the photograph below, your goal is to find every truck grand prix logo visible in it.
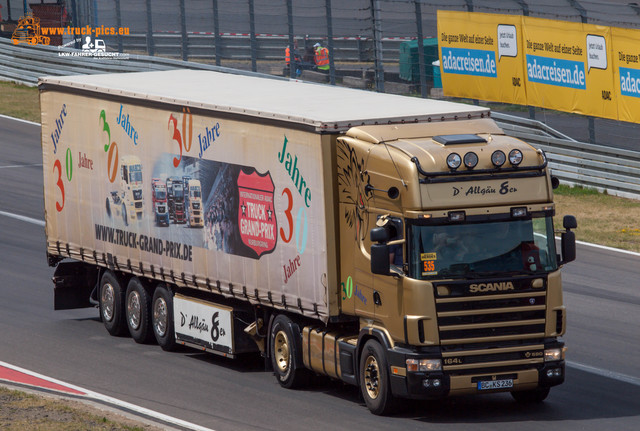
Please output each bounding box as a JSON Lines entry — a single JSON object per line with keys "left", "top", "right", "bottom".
{"left": 237, "top": 169, "right": 277, "bottom": 257}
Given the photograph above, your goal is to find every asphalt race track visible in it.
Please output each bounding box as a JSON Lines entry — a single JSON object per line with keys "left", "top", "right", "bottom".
{"left": 0, "top": 116, "right": 639, "bottom": 430}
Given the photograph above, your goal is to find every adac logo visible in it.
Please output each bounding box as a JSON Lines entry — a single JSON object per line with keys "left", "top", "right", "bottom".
{"left": 11, "top": 13, "right": 50, "bottom": 46}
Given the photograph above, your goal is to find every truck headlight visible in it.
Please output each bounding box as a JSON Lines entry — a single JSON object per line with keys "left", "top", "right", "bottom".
{"left": 544, "top": 348, "right": 563, "bottom": 362}
{"left": 406, "top": 358, "right": 441, "bottom": 372}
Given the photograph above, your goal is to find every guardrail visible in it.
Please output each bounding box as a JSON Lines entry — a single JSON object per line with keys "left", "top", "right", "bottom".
{"left": 100, "top": 33, "right": 401, "bottom": 63}
{"left": 2, "top": 37, "right": 638, "bottom": 200}
{"left": 493, "top": 112, "right": 640, "bottom": 200}
{"left": 0, "top": 36, "right": 282, "bottom": 87}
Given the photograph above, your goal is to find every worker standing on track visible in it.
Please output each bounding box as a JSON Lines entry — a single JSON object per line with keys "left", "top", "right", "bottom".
{"left": 285, "top": 41, "right": 303, "bottom": 77}
{"left": 314, "top": 42, "right": 329, "bottom": 72}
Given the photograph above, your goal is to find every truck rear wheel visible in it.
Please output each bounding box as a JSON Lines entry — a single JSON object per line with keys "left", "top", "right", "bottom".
{"left": 125, "top": 278, "right": 154, "bottom": 344}
{"left": 511, "top": 387, "right": 550, "bottom": 403}
{"left": 270, "top": 314, "right": 309, "bottom": 389}
{"left": 152, "top": 284, "right": 177, "bottom": 351}
{"left": 99, "top": 271, "right": 127, "bottom": 336}
{"left": 359, "top": 339, "right": 398, "bottom": 415}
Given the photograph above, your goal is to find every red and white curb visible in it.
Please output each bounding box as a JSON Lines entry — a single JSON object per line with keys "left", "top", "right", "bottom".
{"left": 0, "top": 361, "right": 215, "bottom": 431}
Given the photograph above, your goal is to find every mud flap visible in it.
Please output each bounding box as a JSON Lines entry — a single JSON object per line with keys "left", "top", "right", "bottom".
{"left": 52, "top": 261, "right": 99, "bottom": 310}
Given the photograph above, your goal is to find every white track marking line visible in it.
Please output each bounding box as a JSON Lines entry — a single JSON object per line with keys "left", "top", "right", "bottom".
{"left": 0, "top": 360, "right": 217, "bottom": 431}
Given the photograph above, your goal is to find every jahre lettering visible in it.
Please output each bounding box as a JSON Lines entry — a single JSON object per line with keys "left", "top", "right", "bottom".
{"left": 51, "top": 104, "right": 67, "bottom": 154}
{"left": 283, "top": 254, "right": 302, "bottom": 283}
{"left": 78, "top": 152, "right": 93, "bottom": 170}
{"left": 278, "top": 136, "right": 312, "bottom": 208}
{"left": 198, "top": 123, "right": 221, "bottom": 158}
{"left": 116, "top": 104, "right": 139, "bottom": 145}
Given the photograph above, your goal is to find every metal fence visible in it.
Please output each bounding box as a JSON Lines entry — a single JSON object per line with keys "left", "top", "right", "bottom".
{"left": 2, "top": 34, "right": 639, "bottom": 200}
{"left": 493, "top": 112, "right": 640, "bottom": 200}
{"left": 6, "top": 0, "right": 640, "bottom": 90}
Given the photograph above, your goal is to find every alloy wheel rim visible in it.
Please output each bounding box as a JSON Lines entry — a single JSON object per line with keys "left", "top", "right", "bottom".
{"left": 364, "top": 355, "right": 380, "bottom": 399}
{"left": 101, "top": 283, "right": 115, "bottom": 322}
{"left": 274, "top": 331, "right": 290, "bottom": 373}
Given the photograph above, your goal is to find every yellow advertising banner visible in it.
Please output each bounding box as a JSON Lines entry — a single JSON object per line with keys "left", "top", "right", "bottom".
{"left": 437, "top": 11, "right": 527, "bottom": 105}
{"left": 611, "top": 26, "right": 640, "bottom": 123}
{"left": 520, "top": 17, "right": 616, "bottom": 119}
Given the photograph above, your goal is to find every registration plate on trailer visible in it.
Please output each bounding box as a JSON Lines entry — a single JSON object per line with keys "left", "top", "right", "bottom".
{"left": 477, "top": 379, "right": 514, "bottom": 390}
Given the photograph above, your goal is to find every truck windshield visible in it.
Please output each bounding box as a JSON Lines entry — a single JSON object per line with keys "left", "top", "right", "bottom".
{"left": 408, "top": 216, "right": 558, "bottom": 280}
{"left": 191, "top": 188, "right": 201, "bottom": 198}
{"left": 174, "top": 186, "right": 184, "bottom": 199}
{"left": 129, "top": 165, "right": 142, "bottom": 183}
{"left": 155, "top": 190, "right": 166, "bottom": 200}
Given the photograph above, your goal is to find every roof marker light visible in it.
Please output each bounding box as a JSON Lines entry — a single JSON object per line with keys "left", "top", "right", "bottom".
{"left": 509, "top": 149, "right": 523, "bottom": 166}
{"left": 463, "top": 152, "right": 478, "bottom": 169}
{"left": 446, "top": 153, "right": 461, "bottom": 170}
{"left": 491, "top": 150, "right": 506, "bottom": 167}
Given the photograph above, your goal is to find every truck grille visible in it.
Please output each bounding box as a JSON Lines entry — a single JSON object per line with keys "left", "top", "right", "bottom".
{"left": 434, "top": 278, "right": 547, "bottom": 373}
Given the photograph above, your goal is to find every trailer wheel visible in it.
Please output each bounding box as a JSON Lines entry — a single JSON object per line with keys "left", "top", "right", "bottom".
{"left": 359, "top": 339, "right": 398, "bottom": 415}
{"left": 122, "top": 203, "right": 128, "bottom": 226}
{"left": 99, "top": 271, "right": 127, "bottom": 336}
{"left": 511, "top": 387, "right": 550, "bottom": 403}
{"left": 125, "top": 278, "right": 154, "bottom": 344}
{"left": 270, "top": 314, "right": 309, "bottom": 389}
{"left": 152, "top": 284, "right": 177, "bottom": 351}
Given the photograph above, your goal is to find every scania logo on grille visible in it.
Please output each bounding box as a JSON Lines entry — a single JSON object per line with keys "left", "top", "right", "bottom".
{"left": 469, "top": 282, "right": 515, "bottom": 293}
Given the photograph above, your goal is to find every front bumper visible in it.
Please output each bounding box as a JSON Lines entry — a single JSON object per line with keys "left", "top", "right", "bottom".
{"left": 387, "top": 344, "right": 565, "bottom": 399}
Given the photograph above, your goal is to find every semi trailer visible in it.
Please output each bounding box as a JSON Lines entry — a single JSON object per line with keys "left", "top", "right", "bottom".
{"left": 41, "top": 70, "right": 576, "bottom": 415}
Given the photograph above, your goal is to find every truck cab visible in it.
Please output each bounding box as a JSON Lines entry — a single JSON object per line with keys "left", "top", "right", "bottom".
{"left": 167, "top": 176, "right": 186, "bottom": 224}
{"left": 186, "top": 179, "right": 204, "bottom": 228}
{"left": 105, "top": 155, "right": 143, "bottom": 226}
{"left": 151, "top": 179, "right": 170, "bottom": 226}
{"left": 333, "top": 120, "right": 576, "bottom": 413}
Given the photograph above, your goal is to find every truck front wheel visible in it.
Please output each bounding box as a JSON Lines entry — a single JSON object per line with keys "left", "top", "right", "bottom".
{"left": 152, "top": 284, "right": 177, "bottom": 351}
{"left": 125, "top": 278, "right": 154, "bottom": 344}
{"left": 270, "top": 314, "right": 309, "bottom": 389}
{"left": 359, "top": 340, "right": 399, "bottom": 415}
{"left": 99, "top": 271, "right": 127, "bottom": 336}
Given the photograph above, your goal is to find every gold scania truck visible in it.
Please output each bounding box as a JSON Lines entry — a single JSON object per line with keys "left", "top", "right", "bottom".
{"left": 42, "top": 70, "right": 576, "bottom": 415}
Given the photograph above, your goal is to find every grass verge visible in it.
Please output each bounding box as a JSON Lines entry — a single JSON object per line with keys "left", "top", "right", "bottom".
{"left": 553, "top": 185, "right": 640, "bottom": 252}
{"left": 0, "top": 386, "right": 162, "bottom": 431}
{"left": 0, "top": 81, "right": 40, "bottom": 123}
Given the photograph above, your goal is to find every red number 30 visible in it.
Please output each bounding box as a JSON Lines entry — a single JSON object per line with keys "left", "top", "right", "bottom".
{"left": 53, "top": 159, "right": 65, "bottom": 212}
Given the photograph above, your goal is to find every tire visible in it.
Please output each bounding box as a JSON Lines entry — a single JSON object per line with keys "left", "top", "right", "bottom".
{"left": 125, "top": 278, "right": 154, "bottom": 344}
{"left": 511, "top": 387, "right": 550, "bottom": 403}
{"left": 269, "top": 314, "right": 310, "bottom": 389}
{"left": 359, "top": 339, "right": 398, "bottom": 415}
{"left": 99, "top": 271, "right": 127, "bottom": 336}
{"left": 122, "top": 203, "right": 128, "bottom": 226}
{"left": 151, "top": 284, "right": 178, "bottom": 351}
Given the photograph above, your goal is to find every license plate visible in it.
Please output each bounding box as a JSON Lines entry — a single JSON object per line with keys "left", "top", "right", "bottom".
{"left": 477, "top": 379, "right": 514, "bottom": 390}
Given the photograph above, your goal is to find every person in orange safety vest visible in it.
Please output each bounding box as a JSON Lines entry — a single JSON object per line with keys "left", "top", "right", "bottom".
{"left": 314, "top": 43, "right": 329, "bottom": 72}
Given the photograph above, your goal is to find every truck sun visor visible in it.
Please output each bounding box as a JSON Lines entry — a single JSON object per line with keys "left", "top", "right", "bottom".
{"left": 433, "top": 134, "right": 487, "bottom": 145}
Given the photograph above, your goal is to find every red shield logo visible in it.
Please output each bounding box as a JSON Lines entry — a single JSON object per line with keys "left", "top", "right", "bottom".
{"left": 237, "top": 169, "right": 277, "bottom": 257}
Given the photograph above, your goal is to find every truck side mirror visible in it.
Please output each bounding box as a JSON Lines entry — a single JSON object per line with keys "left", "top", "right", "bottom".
{"left": 563, "top": 215, "right": 577, "bottom": 230}
{"left": 559, "top": 215, "right": 577, "bottom": 265}
{"left": 371, "top": 243, "right": 390, "bottom": 275}
{"left": 370, "top": 226, "right": 389, "bottom": 242}
{"left": 560, "top": 231, "right": 576, "bottom": 265}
